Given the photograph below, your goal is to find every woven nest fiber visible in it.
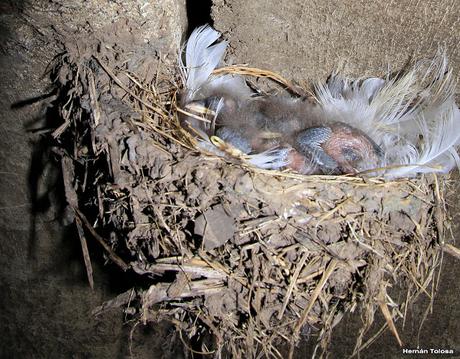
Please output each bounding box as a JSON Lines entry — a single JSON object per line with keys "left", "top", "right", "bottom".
{"left": 50, "top": 39, "right": 458, "bottom": 358}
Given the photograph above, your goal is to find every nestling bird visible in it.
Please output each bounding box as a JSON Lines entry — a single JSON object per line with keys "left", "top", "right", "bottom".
{"left": 179, "top": 25, "right": 460, "bottom": 178}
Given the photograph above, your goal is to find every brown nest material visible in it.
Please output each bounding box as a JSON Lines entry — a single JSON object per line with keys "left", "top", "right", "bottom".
{"left": 51, "top": 44, "right": 458, "bottom": 358}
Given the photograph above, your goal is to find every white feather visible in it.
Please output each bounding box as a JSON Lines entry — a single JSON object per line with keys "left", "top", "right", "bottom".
{"left": 385, "top": 104, "right": 460, "bottom": 177}
{"left": 247, "top": 148, "right": 291, "bottom": 169}
{"left": 316, "top": 52, "right": 460, "bottom": 178}
{"left": 315, "top": 76, "right": 387, "bottom": 145}
{"left": 380, "top": 53, "right": 460, "bottom": 177}
{"left": 179, "top": 25, "right": 227, "bottom": 98}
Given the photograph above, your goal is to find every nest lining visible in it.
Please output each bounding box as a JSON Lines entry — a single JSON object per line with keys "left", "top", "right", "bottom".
{"left": 52, "top": 46, "right": 454, "bottom": 358}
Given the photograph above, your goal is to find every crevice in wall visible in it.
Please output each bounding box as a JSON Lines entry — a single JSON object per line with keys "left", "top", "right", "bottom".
{"left": 186, "top": 0, "right": 213, "bottom": 36}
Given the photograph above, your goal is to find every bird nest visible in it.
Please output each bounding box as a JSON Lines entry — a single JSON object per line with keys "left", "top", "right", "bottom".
{"left": 51, "top": 46, "right": 456, "bottom": 358}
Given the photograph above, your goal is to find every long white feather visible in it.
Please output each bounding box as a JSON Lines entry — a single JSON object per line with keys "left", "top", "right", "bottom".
{"left": 179, "top": 26, "right": 253, "bottom": 113}
{"left": 179, "top": 25, "right": 227, "bottom": 98}
{"left": 380, "top": 53, "right": 460, "bottom": 177}
{"left": 385, "top": 104, "right": 460, "bottom": 177}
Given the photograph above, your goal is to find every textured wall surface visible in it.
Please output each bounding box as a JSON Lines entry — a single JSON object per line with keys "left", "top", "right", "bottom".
{"left": 212, "top": 0, "right": 460, "bottom": 82}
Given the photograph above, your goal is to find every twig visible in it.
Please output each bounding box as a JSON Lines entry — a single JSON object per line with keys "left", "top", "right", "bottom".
{"left": 378, "top": 288, "right": 403, "bottom": 347}
{"left": 73, "top": 207, "right": 129, "bottom": 271}
{"left": 75, "top": 215, "right": 94, "bottom": 289}
{"left": 288, "top": 259, "right": 338, "bottom": 359}
{"left": 93, "top": 56, "right": 168, "bottom": 117}
{"left": 442, "top": 243, "right": 460, "bottom": 259}
{"left": 213, "top": 65, "right": 306, "bottom": 97}
{"left": 277, "top": 250, "right": 309, "bottom": 320}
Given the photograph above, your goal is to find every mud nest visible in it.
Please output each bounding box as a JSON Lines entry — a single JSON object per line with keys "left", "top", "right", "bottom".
{"left": 50, "top": 41, "right": 456, "bottom": 358}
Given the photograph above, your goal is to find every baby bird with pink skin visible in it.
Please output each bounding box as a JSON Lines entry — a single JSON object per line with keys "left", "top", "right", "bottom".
{"left": 179, "top": 25, "right": 460, "bottom": 178}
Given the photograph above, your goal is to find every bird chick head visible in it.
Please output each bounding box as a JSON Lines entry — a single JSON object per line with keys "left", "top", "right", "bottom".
{"left": 324, "top": 123, "right": 383, "bottom": 174}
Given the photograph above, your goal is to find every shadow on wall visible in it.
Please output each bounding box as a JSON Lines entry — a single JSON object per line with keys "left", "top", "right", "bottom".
{"left": 186, "top": 0, "right": 213, "bottom": 36}
{"left": 9, "top": 52, "right": 143, "bottom": 293}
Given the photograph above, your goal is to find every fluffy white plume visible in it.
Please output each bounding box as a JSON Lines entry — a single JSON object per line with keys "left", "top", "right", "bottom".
{"left": 316, "top": 53, "right": 460, "bottom": 178}
{"left": 246, "top": 149, "right": 291, "bottom": 170}
{"left": 179, "top": 25, "right": 227, "bottom": 98}
{"left": 385, "top": 104, "right": 460, "bottom": 177}
{"left": 195, "top": 141, "right": 290, "bottom": 170}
